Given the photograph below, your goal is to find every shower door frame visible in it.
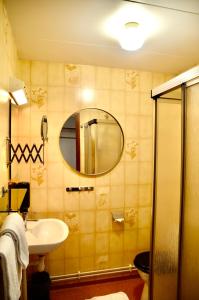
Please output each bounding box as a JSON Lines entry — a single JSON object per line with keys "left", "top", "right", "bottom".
{"left": 150, "top": 65, "right": 199, "bottom": 300}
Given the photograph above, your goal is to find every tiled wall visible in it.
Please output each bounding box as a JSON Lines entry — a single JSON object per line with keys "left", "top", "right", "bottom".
{"left": 13, "top": 60, "right": 173, "bottom": 276}
{"left": 0, "top": 0, "right": 18, "bottom": 221}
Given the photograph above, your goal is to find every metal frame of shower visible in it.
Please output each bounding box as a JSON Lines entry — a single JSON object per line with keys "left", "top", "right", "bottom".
{"left": 150, "top": 65, "right": 199, "bottom": 300}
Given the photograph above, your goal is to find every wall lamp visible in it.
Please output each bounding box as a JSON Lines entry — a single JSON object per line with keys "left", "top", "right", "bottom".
{"left": 9, "top": 78, "right": 28, "bottom": 105}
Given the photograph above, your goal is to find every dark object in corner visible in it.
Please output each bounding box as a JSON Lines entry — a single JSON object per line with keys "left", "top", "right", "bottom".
{"left": 19, "top": 182, "right": 30, "bottom": 213}
{"left": 28, "top": 271, "right": 51, "bottom": 300}
{"left": 9, "top": 181, "right": 30, "bottom": 213}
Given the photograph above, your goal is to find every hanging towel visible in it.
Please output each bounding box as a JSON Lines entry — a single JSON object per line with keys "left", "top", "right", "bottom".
{"left": 0, "top": 234, "right": 21, "bottom": 300}
{"left": 0, "top": 212, "right": 29, "bottom": 268}
{"left": 86, "top": 292, "right": 129, "bottom": 300}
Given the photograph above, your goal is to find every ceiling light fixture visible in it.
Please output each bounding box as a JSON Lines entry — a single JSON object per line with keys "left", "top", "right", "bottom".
{"left": 118, "top": 21, "right": 145, "bottom": 51}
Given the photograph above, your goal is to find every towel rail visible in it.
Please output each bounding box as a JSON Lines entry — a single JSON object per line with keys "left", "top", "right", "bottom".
{"left": 66, "top": 186, "right": 94, "bottom": 192}
{"left": 0, "top": 210, "right": 18, "bottom": 213}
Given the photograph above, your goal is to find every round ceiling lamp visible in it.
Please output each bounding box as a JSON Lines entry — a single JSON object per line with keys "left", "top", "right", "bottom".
{"left": 118, "top": 22, "right": 145, "bottom": 51}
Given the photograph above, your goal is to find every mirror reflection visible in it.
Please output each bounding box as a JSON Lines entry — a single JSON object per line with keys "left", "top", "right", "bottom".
{"left": 59, "top": 108, "right": 124, "bottom": 176}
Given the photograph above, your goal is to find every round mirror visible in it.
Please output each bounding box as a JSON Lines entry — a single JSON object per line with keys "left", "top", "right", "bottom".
{"left": 59, "top": 108, "right": 124, "bottom": 176}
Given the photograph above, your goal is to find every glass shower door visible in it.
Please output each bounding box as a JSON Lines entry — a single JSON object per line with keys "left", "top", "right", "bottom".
{"left": 151, "top": 98, "right": 182, "bottom": 300}
{"left": 180, "top": 83, "right": 199, "bottom": 300}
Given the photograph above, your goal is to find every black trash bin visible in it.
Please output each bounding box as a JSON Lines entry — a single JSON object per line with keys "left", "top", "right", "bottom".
{"left": 28, "top": 271, "right": 51, "bottom": 300}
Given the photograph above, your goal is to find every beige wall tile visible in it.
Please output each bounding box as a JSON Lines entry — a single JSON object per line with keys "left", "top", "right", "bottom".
{"left": 64, "top": 192, "right": 80, "bottom": 211}
{"left": 95, "top": 175, "right": 110, "bottom": 186}
{"left": 79, "top": 176, "right": 95, "bottom": 187}
{"left": 110, "top": 90, "right": 125, "bottom": 115}
{"left": 64, "top": 211, "right": 79, "bottom": 233}
{"left": 48, "top": 111, "right": 65, "bottom": 138}
{"left": 47, "top": 162, "right": 64, "bottom": 188}
{"left": 80, "top": 256, "right": 94, "bottom": 272}
{"left": 95, "top": 90, "right": 110, "bottom": 111}
{"left": 96, "top": 210, "right": 110, "bottom": 232}
{"left": 139, "top": 162, "right": 153, "bottom": 184}
{"left": 126, "top": 115, "right": 139, "bottom": 138}
{"left": 95, "top": 233, "right": 109, "bottom": 254}
{"left": 111, "top": 68, "right": 125, "bottom": 90}
{"left": 30, "top": 110, "right": 45, "bottom": 137}
{"left": 140, "top": 92, "right": 153, "bottom": 116}
{"left": 138, "top": 184, "right": 152, "bottom": 207}
{"left": 125, "top": 138, "right": 139, "bottom": 162}
{"left": 109, "top": 232, "right": 123, "bottom": 253}
{"left": 124, "top": 229, "right": 137, "bottom": 251}
{"left": 46, "top": 212, "right": 64, "bottom": 220}
{"left": 152, "top": 72, "right": 165, "bottom": 88}
{"left": 96, "top": 67, "right": 111, "bottom": 89}
{"left": 139, "top": 116, "right": 153, "bottom": 138}
{"left": 110, "top": 163, "right": 124, "bottom": 186}
{"left": 64, "top": 87, "right": 81, "bottom": 113}
{"left": 124, "top": 251, "right": 137, "bottom": 266}
{"left": 124, "top": 207, "right": 138, "bottom": 230}
{"left": 19, "top": 60, "right": 31, "bottom": 85}
{"left": 18, "top": 106, "right": 31, "bottom": 137}
{"left": 48, "top": 243, "right": 65, "bottom": 261}
{"left": 31, "top": 61, "right": 48, "bottom": 85}
{"left": 125, "top": 162, "right": 138, "bottom": 185}
{"left": 125, "top": 70, "right": 139, "bottom": 92}
{"left": 95, "top": 255, "right": 109, "bottom": 270}
{"left": 139, "top": 138, "right": 153, "bottom": 162}
{"left": 80, "top": 65, "right": 96, "bottom": 88}
{"left": 96, "top": 186, "right": 110, "bottom": 210}
{"left": 31, "top": 163, "right": 47, "bottom": 188}
{"left": 48, "top": 86, "right": 64, "bottom": 112}
{"left": 139, "top": 71, "right": 152, "bottom": 92}
{"left": 79, "top": 191, "right": 96, "bottom": 210}
{"left": 47, "top": 137, "right": 62, "bottom": 163}
{"left": 80, "top": 233, "right": 95, "bottom": 257}
{"left": 47, "top": 188, "right": 64, "bottom": 212}
{"left": 63, "top": 166, "right": 80, "bottom": 186}
{"left": 125, "top": 185, "right": 138, "bottom": 207}
{"left": 65, "top": 64, "right": 81, "bottom": 87}
{"left": 48, "top": 259, "right": 65, "bottom": 276}
{"left": 65, "top": 258, "right": 79, "bottom": 274}
{"left": 109, "top": 253, "right": 124, "bottom": 268}
{"left": 137, "top": 228, "right": 151, "bottom": 251}
{"left": 31, "top": 188, "right": 47, "bottom": 212}
{"left": 48, "top": 63, "right": 65, "bottom": 86}
{"left": 110, "top": 186, "right": 125, "bottom": 209}
{"left": 125, "top": 91, "right": 139, "bottom": 115}
{"left": 30, "top": 85, "right": 48, "bottom": 112}
{"left": 138, "top": 207, "right": 151, "bottom": 228}
{"left": 80, "top": 211, "right": 95, "bottom": 233}
{"left": 65, "top": 234, "right": 79, "bottom": 258}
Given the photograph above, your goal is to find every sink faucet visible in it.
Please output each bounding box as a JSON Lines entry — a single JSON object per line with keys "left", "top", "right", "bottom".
{"left": 21, "top": 211, "right": 28, "bottom": 231}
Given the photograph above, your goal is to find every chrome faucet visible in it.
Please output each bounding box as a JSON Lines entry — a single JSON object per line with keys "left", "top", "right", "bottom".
{"left": 21, "top": 211, "right": 28, "bottom": 230}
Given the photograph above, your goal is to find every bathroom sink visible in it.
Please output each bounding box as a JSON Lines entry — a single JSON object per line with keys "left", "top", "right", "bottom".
{"left": 25, "top": 218, "right": 69, "bottom": 255}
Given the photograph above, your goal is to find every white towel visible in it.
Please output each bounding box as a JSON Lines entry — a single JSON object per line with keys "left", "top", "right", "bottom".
{"left": 0, "top": 234, "right": 21, "bottom": 300}
{"left": 86, "top": 292, "right": 129, "bottom": 300}
{"left": 0, "top": 213, "right": 29, "bottom": 268}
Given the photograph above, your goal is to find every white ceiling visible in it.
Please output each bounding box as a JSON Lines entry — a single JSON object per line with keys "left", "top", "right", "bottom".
{"left": 4, "top": 0, "right": 199, "bottom": 74}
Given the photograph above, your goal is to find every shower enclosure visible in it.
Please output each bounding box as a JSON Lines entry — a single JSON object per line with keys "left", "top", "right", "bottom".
{"left": 150, "top": 65, "right": 199, "bottom": 300}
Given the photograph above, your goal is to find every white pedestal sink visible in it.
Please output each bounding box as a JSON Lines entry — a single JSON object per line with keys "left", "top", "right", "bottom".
{"left": 25, "top": 218, "right": 69, "bottom": 255}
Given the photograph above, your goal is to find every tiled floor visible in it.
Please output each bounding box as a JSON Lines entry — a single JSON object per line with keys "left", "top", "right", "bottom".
{"left": 50, "top": 272, "right": 144, "bottom": 300}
